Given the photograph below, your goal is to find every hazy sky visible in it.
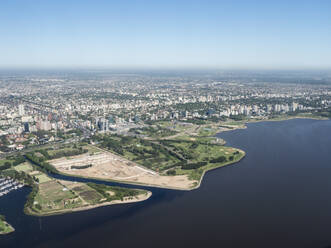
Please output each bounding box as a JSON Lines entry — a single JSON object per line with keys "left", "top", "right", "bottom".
{"left": 1, "top": 0, "right": 330, "bottom": 69}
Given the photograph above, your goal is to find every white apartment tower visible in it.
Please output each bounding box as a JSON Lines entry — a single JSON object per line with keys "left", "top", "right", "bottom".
{"left": 18, "top": 104, "right": 25, "bottom": 116}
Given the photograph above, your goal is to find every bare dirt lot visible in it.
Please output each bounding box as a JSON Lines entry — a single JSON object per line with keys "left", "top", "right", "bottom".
{"left": 49, "top": 151, "right": 196, "bottom": 190}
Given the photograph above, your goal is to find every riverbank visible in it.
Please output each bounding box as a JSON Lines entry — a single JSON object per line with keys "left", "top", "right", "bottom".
{"left": 53, "top": 171, "right": 197, "bottom": 191}
{"left": 1, "top": 118, "right": 331, "bottom": 248}
{"left": 25, "top": 191, "right": 152, "bottom": 217}
{"left": 23, "top": 170, "right": 151, "bottom": 217}
{"left": 45, "top": 143, "right": 245, "bottom": 191}
{"left": 0, "top": 161, "right": 152, "bottom": 219}
{"left": 48, "top": 150, "right": 196, "bottom": 191}
{"left": 192, "top": 150, "right": 246, "bottom": 189}
{"left": 47, "top": 141, "right": 245, "bottom": 191}
{"left": 218, "top": 115, "right": 329, "bottom": 134}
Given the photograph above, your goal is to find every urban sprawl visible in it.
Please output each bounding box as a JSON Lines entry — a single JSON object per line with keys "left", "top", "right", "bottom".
{"left": 0, "top": 71, "right": 330, "bottom": 153}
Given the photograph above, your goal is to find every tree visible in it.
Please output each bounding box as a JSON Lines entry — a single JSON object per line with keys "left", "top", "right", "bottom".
{"left": 166, "top": 169, "right": 176, "bottom": 175}
{"left": 4, "top": 161, "right": 11, "bottom": 167}
{"left": 1, "top": 161, "right": 12, "bottom": 170}
{"left": 210, "top": 156, "right": 227, "bottom": 163}
{"left": 0, "top": 215, "right": 5, "bottom": 221}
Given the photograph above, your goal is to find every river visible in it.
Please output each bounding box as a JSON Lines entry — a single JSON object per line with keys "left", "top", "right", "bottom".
{"left": 1, "top": 118, "right": 331, "bottom": 248}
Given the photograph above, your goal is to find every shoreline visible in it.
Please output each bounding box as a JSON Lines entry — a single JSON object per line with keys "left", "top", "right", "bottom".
{"left": 191, "top": 116, "right": 328, "bottom": 189}
{"left": 0, "top": 221, "right": 15, "bottom": 235}
{"left": 25, "top": 191, "right": 152, "bottom": 217}
{"left": 51, "top": 148, "right": 246, "bottom": 191}
{"left": 219, "top": 115, "right": 329, "bottom": 134}
{"left": 2, "top": 117, "right": 312, "bottom": 222}
{"left": 48, "top": 134, "right": 248, "bottom": 191}
{"left": 54, "top": 170, "right": 197, "bottom": 191}
{"left": 192, "top": 150, "right": 246, "bottom": 190}
{"left": 4, "top": 117, "right": 321, "bottom": 221}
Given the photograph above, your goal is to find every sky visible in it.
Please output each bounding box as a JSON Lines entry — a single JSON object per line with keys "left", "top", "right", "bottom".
{"left": 0, "top": 0, "right": 331, "bottom": 69}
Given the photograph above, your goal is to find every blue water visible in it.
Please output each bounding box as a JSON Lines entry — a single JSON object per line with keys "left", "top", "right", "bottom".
{"left": 1, "top": 118, "right": 331, "bottom": 248}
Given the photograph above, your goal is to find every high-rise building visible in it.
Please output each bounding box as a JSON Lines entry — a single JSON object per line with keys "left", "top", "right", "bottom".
{"left": 18, "top": 104, "right": 25, "bottom": 116}
{"left": 24, "top": 122, "right": 30, "bottom": 132}
{"left": 42, "top": 120, "right": 52, "bottom": 131}
{"left": 97, "top": 117, "right": 109, "bottom": 132}
{"left": 37, "top": 120, "right": 52, "bottom": 131}
{"left": 290, "top": 102, "right": 298, "bottom": 112}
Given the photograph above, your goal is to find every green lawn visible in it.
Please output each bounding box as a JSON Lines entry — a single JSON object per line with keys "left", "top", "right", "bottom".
{"left": 26, "top": 172, "right": 149, "bottom": 216}
{"left": 162, "top": 139, "right": 242, "bottom": 160}
{"left": 175, "top": 149, "right": 245, "bottom": 181}
{"left": 0, "top": 218, "right": 14, "bottom": 235}
{"left": 34, "top": 173, "right": 52, "bottom": 183}
{"left": 0, "top": 159, "right": 14, "bottom": 167}
{"left": 14, "top": 162, "right": 33, "bottom": 173}
{"left": 84, "top": 145, "right": 101, "bottom": 154}
{"left": 47, "top": 147, "right": 75, "bottom": 156}
{"left": 197, "top": 126, "right": 218, "bottom": 136}
{"left": 32, "top": 180, "right": 81, "bottom": 213}
{"left": 95, "top": 135, "right": 182, "bottom": 171}
{"left": 95, "top": 132, "right": 245, "bottom": 182}
{"left": 224, "top": 120, "right": 246, "bottom": 126}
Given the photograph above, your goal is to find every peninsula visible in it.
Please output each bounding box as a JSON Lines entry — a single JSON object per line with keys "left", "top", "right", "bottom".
{"left": 0, "top": 160, "right": 151, "bottom": 219}
{"left": 0, "top": 121, "right": 245, "bottom": 235}
{"left": 37, "top": 121, "right": 245, "bottom": 190}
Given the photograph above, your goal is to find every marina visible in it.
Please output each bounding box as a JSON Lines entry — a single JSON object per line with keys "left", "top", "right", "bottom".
{"left": 0, "top": 178, "right": 24, "bottom": 197}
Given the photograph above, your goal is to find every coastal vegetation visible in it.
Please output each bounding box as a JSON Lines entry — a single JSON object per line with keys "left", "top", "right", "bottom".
{"left": 2, "top": 161, "right": 149, "bottom": 217}
{"left": 86, "top": 183, "right": 146, "bottom": 202}
{"left": 25, "top": 152, "right": 59, "bottom": 174}
{"left": 0, "top": 155, "right": 26, "bottom": 171}
{"left": 2, "top": 118, "right": 247, "bottom": 191}
{"left": 1, "top": 156, "right": 150, "bottom": 225}
{"left": 0, "top": 215, "right": 14, "bottom": 235}
{"left": 92, "top": 130, "right": 245, "bottom": 182}
{"left": 24, "top": 176, "right": 149, "bottom": 216}
{"left": 36, "top": 146, "right": 88, "bottom": 160}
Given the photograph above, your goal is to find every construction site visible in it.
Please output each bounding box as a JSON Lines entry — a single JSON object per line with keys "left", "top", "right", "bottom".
{"left": 49, "top": 150, "right": 196, "bottom": 190}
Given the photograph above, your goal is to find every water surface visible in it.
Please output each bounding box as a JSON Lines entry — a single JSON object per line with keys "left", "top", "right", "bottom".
{"left": 1, "top": 118, "right": 331, "bottom": 248}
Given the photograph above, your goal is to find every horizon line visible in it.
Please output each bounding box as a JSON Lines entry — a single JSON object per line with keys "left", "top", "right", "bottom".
{"left": 0, "top": 65, "right": 330, "bottom": 72}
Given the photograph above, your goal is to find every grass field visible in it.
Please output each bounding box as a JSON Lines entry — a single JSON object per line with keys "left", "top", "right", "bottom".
{"left": 94, "top": 135, "right": 182, "bottom": 172}
{"left": 21, "top": 120, "right": 246, "bottom": 190}
{"left": 26, "top": 171, "right": 149, "bottom": 216}
{"left": 47, "top": 147, "right": 76, "bottom": 156}
{"left": 197, "top": 126, "right": 218, "bottom": 136}
{"left": 95, "top": 130, "right": 245, "bottom": 184}
{"left": 34, "top": 173, "right": 52, "bottom": 183}
{"left": 84, "top": 145, "right": 102, "bottom": 154}
{"left": 0, "top": 219, "right": 14, "bottom": 235}
{"left": 14, "top": 162, "right": 33, "bottom": 173}
{"left": 70, "top": 183, "right": 103, "bottom": 204}
{"left": 175, "top": 149, "right": 245, "bottom": 181}
{"left": 32, "top": 180, "right": 82, "bottom": 213}
{"left": 160, "top": 139, "right": 245, "bottom": 180}
{"left": 0, "top": 159, "right": 14, "bottom": 167}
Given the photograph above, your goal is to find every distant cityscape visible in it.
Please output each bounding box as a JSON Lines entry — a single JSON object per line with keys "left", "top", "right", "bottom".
{"left": 0, "top": 70, "right": 330, "bottom": 154}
